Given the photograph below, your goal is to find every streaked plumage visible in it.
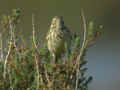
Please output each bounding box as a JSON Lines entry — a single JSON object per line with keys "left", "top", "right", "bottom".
{"left": 46, "top": 16, "right": 71, "bottom": 63}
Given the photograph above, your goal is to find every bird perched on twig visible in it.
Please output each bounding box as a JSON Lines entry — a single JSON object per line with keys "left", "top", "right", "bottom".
{"left": 46, "top": 16, "right": 72, "bottom": 63}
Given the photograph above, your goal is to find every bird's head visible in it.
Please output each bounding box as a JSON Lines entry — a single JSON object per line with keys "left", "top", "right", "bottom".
{"left": 50, "top": 16, "right": 64, "bottom": 30}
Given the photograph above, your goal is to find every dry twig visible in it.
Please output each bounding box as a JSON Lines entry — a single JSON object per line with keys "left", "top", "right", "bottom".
{"left": 3, "top": 19, "right": 13, "bottom": 78}
{"left": 0, "top": 33, "right": 3, "bottom": 62}
{"left": 75, "top": 9, "right": 87, "bottom": 90}
{"left": 32, "top": 14, "right": 41, "bottom": 90}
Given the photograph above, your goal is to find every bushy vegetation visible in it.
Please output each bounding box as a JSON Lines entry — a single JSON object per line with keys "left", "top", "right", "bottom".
{"left": 0, "top": 9, "right": 103, "bottom": 90}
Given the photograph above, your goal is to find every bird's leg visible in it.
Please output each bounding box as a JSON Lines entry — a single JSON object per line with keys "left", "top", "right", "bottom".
{"left": 52, "top": 54, "right": 56, "bottom": 64}
{"left": 61, "top": 54, "right": 66, "bottom": 64}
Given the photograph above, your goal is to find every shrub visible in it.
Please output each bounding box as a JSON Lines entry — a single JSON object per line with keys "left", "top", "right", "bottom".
{"left": 0, "top": 9, "right": 103, "bottom": 90}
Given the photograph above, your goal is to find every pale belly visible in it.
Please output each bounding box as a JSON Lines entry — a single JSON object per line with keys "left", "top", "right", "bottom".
{"left": 47, "top": 34, "right": 64, "bottom": 57}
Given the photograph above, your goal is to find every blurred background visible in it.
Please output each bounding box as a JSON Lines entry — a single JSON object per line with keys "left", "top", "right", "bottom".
{"left": 0, "top": 0, "right": 120, "bottom": 90}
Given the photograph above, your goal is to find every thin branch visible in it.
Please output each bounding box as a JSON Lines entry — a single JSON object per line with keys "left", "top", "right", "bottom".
{"left": 45, "top": 69, "right": 52, "bottom": 88}
{"left": 35, "top": 55, "right": 40, "bottom": 89}
{"left": 3, "top": 19, "right": 13, "bottom": 78}
{"left": 32, "top": 14, "right": 40, "bottom": 90}
{"left": 32, "top": 14, "right": 38, "bottom": 49}
{"left": 0, "top": 33, "right": 4, "bottom": 62}
{"left": 39, "top": 73, "right": 44, "bottom": 86}
{"left": 8, "top": 64, "right": 14, "bottom": 90}
{"left": 75, "top": 9, "right": 87, "bottom": 90}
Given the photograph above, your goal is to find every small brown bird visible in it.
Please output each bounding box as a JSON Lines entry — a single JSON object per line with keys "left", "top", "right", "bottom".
{"left": 46, "top": 16, "right": 72, "bottom": 63}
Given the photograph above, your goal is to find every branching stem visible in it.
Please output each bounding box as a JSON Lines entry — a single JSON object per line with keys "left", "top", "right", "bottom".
{"left": 75, "top": 9, "right": 87, "bottom": 90}
{"left": 0, "top": 33, "right": 3, "bottom": 62}
{"left": 32, "top": 14, "right": 40, "bottom": 90}
{"left": 3, "top": 19, "right": 13, "bottom": 78}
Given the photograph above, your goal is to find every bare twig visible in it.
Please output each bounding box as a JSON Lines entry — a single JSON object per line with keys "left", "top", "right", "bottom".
{"left": 75, "top": 9, "right": 87, "bottom": 90}
{"left": 35, "top": 55, "right": 40, "bottom": 89}
{"left": 32, "top": 14, "right": 38, "bottom": 49}
{"left": 45, "top": 69, "right": 52, "bottom": 88}
{"left": 32, "top": 14, "right": 40, "bottom": 90}
{"left": 3, "top": 19, "right": 13, "bottom": 78}
{"left": 0, "top": 33, "right": 4, "bottom": 62}
{"left": 8, "top": 64, "right": 14, "bottom": 90}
